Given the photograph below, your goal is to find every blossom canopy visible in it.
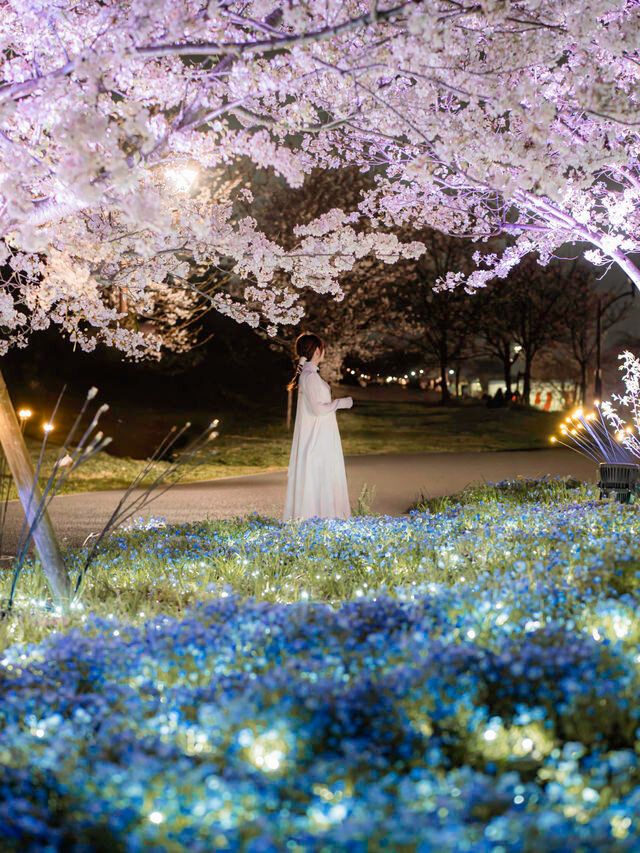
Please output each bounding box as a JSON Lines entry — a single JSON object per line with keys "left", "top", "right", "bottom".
{"left": 0, "top": 0, "right": 638, "bottom": 354}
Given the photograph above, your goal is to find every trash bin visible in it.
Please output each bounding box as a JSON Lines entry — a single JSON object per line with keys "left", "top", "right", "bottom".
{"left": 598, "top": 462, "right": 640, "bottom": 503}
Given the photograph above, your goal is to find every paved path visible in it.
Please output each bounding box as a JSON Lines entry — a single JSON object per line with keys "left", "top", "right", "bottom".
{"left": 0, "top": 450, "right": 596, "bottom": 555}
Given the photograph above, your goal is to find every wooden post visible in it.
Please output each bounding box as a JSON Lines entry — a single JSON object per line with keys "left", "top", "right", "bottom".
{"left": 286, "top": 387, "right": 293, "bottom": 430}
{"left": 0, "top": 370, "right": 70, "bottom": 604}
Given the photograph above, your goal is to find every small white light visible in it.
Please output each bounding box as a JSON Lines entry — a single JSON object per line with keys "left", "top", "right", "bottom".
{"left": 149, "top": 811, "right": 164, "bottom": 824}
{"left": 263, "top": 750, "right": 283, "bottom": 771}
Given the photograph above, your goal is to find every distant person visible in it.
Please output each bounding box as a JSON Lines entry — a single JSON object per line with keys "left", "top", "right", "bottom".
{"left": 283, "top": 333, "right": 353, "bottom": 521}
{"left": 494, "top": 387, "right": 505, "bottom": 407}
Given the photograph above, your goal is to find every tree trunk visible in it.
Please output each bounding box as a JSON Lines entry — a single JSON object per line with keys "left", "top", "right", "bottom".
{"left": 579, "top": 361, "right": 587, "bottom": 405}
{"left": 523, "top": 357, "right": 532, "bottom": 406}
{"left": 439, "top": 355, "right": 451, "bottom": 404}
{"left": 595, "top": 297, "right": 603, "bottom": 401}
{"left": 503, "top": 358, "right": 512, "bottom": 394}
{"left": 0, "top": 369, "right": 70, "bottom": 604}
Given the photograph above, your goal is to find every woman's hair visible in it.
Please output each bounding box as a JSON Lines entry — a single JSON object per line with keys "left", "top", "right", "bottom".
{"left": 286, "top": 332, "right": 324, "bottom": 392}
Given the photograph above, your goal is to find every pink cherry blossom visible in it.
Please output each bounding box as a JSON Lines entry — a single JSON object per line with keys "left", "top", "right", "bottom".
{"left": 0, "top": 0, "right": 637, "bottom": 355}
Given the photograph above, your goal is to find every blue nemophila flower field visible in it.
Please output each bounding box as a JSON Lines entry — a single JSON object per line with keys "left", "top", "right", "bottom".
{"left": 2, "top": 477, "right": 640, "bottom": 851}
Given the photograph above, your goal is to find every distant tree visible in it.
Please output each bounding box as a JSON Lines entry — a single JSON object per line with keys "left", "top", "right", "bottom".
{"left": 391, "top": 230, "right": 481, "bottom": 404}
{"left": 561, "top": 270, "right": 634, "bottom": 404}
{"left": 474, "top": 285, "right": 521, "bottom": 396}
{"left": 478, "top": 260, "right": 634, "bottom": 405}
{"left": 479, "top": 257, "right": 573, "bottom": 405}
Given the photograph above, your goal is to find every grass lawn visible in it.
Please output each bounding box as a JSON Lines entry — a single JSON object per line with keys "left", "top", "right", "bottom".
{"left": 1, "top": 478, "right": 640, "bottom": 850}
{"left": 13, "top": 395, "right": 562, "bottom": 496}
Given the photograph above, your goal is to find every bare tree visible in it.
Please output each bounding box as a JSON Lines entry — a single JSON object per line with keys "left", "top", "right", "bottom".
{"left": 474, "top": 287, "right": 521, "bottom": 395}
{"left": 479, "top": 257, "right": 574, "bottom": 405}
{"left": 476, "top": 259, "right": 633, "bottom": 405}
{"left": 390, "top": 231, "right": 481, "bottom": 404}
{"left": 562, "top": 269, "right": 634, "bottom": 403}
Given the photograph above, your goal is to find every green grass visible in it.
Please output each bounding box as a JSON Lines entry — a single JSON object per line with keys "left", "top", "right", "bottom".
{"left": 409, "top": 474, "right": 588, "bottom": 513}
{"left": 338, "top": 397, "right": 559, "bottom": 455}
{"left": 9, "top": 399, "right": 561, "bottom": 497}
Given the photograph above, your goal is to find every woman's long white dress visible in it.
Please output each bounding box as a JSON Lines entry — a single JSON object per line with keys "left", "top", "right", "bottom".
{"left": 283, "top": 362, "right": 351, "bottom": 521}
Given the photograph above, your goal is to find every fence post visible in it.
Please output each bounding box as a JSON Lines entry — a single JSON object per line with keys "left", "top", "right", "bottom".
{"left": 286, "top": 387, "right": 293, "bottom": 430}
{"left": 0, "top": 370, "right": 70, "bottom": 604}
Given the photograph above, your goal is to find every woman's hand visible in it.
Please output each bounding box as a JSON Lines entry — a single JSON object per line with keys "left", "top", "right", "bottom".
{"left": 339, "top": 396, "right": 353, "bottom": 409}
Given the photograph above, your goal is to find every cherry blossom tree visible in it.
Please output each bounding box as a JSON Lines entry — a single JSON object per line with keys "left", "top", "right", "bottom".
{"left": 232, "top": 165, "right": 412, "bottom": 390}
{"left": 0, "top": 0, "right": 638, "bottom": 355}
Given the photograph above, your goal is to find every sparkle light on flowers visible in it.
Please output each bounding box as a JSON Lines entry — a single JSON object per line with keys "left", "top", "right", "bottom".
{"left": 1, "top": 476, "right": 640, "bottom": 848}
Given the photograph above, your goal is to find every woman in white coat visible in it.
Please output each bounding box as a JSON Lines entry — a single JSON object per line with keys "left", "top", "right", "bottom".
{"left": 283, "top": 333, "right": 353, "bottom": 521}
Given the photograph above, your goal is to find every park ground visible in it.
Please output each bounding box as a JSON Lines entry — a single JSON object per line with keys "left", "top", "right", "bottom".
{"left": 14, "top": 385, "right": 564, "bottom": 496}
{"left": 3, "top": 392, "right": 636, "bottom": 851}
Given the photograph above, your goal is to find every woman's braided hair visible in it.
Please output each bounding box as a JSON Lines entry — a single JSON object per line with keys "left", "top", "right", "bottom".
{"left": 286, "top": 332, "right": 324, "bottom": 392}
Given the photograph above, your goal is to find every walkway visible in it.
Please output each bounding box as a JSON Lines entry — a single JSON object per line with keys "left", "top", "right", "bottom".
{"left": 0, "top": 449, "right": 596, "bottom": 554}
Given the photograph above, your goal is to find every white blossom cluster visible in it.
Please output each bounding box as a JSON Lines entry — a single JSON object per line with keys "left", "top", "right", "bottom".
{"left": 600, "top": 351, "right": 640, "bottom": 459}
